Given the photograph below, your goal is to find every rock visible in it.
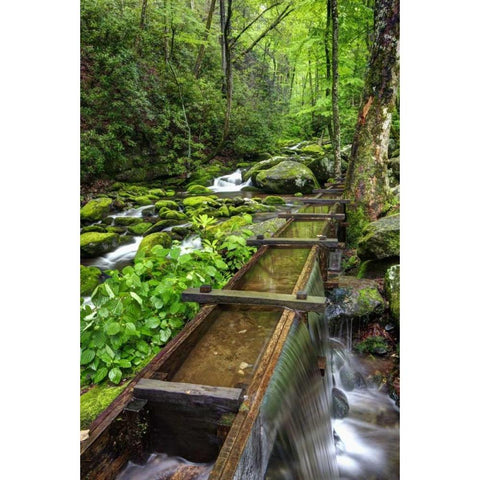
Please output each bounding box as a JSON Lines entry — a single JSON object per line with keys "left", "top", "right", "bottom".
{"left": 81, "top": 225, "right": 107, "bottom": 234}
{"left": 385, "top": 264, "right": 400, "bottom": 324}
{"left": 254, "top": 160, "right": 319, "bottom": 194}
{"left": 106, "top": 226, "right": 127, "bottom": 234}
{"left": 357, "top": 214, "right": 400, "bottom": 260}
{"left": 144, "top": 219, "right": 184, "bottom": 236}
{"left": 155, "top": 200, "right": 179, "bottom": 211}
{"left": 263, "top": 195, "right": 286, "bottom": 205}
{"left": 127, "top": 222, "right": 153, "bottom": 235}
{"left": 80, "top": 265, "right": 102, "bottom": 296}
{"left": 148, "top": 188, "right": 167, "bottom": 197}
{"left": 182, "top": 195, "right": 219, "bottom": 208}
{"left": 136, "top": 232, "right": 172, "bottom": 259}
{"left": 186, "top": 184, "right": 212, "bottom": 195}
{"left": 326, "top": 276, "right": 386, "bottom": 322}
{"left": 158, "top": 209, "right": 188, "bottom": 221}
{"left": 80, "top": 232, "right": 119, "bottom": 258}
{"left": 332, "top": 387, "right": 349, "bottom": 419}
{"left": 243, "top": 156, "right": 286, "bottom": 182}
{"left": 113, "top": 216, "right": 143, "bottom": 226}
{"left": 134, "top": 195, "right": 154, "bottom": 206}
{"left": 303, "top": 156, "right": 336, "bottom": 183}
{"left": 339, "top": 365, "right": 356, "bottom": 391}
{"left": 80, "top": 198, "right": 113, "bottom": 223}
{"left": 388, "top": 156, "right": 400, "bottom": 182}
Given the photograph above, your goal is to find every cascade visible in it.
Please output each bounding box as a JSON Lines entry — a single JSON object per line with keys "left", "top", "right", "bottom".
{"left": 209, "top": 169, "right": 252, "bottom": 193}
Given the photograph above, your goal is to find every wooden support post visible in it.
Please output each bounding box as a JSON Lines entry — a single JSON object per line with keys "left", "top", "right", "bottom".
{"left": 312, "top": 188, "right": 344, "bottom": 194}
{"left": 182, "top": 288, "right": 326, "bottom": 312}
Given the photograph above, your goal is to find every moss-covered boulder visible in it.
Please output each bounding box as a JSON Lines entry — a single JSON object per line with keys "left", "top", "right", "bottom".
{"left": 80, "top": 198, "right": 113, "bottom": 223}
{"left": 133, "top": 195, "right": 154, "bottom": 206}
{"left": 158, "top": 209, "right": 188, "bottom": 221}
{"left": 243, "top": 156, "right": 287, "bottom": 182}
{"left": 183, "top": 195, "right": 220, "bottom": 208}
{"left": 81, "top": 225, "right": 107, "bottom": 234}
{"left": 143, "top": 219, "right": 184, "bottom": 236}
{"left": 326, "top": 277, "right": 386, "bottom": 322}
{"left": 263, "top": 195, "right": 286, "bottom": 205}
{"left": 255, "top": 160, "right": 319, "bottom": 194}
{"left": 136, "top": 232, "right": 172, "bottom": 258}
{"left": 358, "top": 214, "right": 400, "bottom": 260}
{"left": 113, "top": 216, "right": 143, "bottom": 226}
{"left": 385, "top": 264, "right": 400, "bottom": 324}
{"left": 154, "top": 200, "right": 179, "bottom": 211}
{"left": 127, "top": 222, "right": 153, "bottom": 235}
{"left": 148, "top": 188, "right": 167, "bottom": 197}
{"left": 186, "top": 184, "right": 212, "bottom": 195}
{"left": 80, "top": 232, "right": 119, "bottom": 258}
{"left": 80, "top": 265, "right": 102, "bottom": 297}
{"left": 106, "top": 226, "right": 127, "bottom": 234}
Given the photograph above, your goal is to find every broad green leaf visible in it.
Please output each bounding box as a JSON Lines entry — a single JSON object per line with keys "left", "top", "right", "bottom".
{"left": 145, "top": 317, "right": 160, "bottom": 329}
{"left": 137, "top": 340, "right": 150, "bottom": 354}
{"left": 105, "top": 283, "right": 115, "bottom": 299}
{"left": 108, "top": 367, "right": 122, "bottom": 384}
{"left": 80, "top": 349, "right": 95, "bottom": 365}
{"left": 159, "top": 328, "right": 172, "bottom": 344}
{"left": 125, "top": 322, "right": 137, "bottom": 334}
{"left": 105, "top": 322, "right": 121, "bottom": 336}
{"left": 130, "top": 291, "right": 143, "bottom": 305}
{"left": 93, "top": 367, "right": 108, "bottom": 383}
{"left": 118, "top": 359, "right": 131, "bottom": 368}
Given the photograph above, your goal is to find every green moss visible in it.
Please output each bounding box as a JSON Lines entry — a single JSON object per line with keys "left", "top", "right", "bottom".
{"left": 346, "top": 205, "right": 370, "bottom": 247}
{"left": 158, "top": 210, "right": 187, "bottom": 220}
{"left": 263, "top": 195, "right": 286, "bottom": 205}
{"left": 114, "top": 216, "right": 143, "bottom": 226}
{"left": 80, "top": 198, "right": 113, "bottom": 222}
{"left": 385, "top": 265, "right": 400, "bottom": 323}
{"left": 143, "top": 219, "right": 184, "bottom": 235}
{"left": 127, "top": 222, "right": 153, "bottom": 235}
{"left": 300, "top": 143, "right": 324, "bottom": 154}
{"left": 186, "top": 184, "right": 212, "bottom": 195}
{"left": 357, "top": 287, "right": 385, "bottom": 315}
{"left": 155, "top": 200, "right": 178, "bottom": 211}
{"left": 81, "top": 225, "right": 107, "bottom": 234}
{"left": 134, "top": 195, "right": 154, "bottom": 206}
{"left": 148, "top": 188, "right": 167, "bottom": 197}
{"left": 354, "top": 336, "right": 389, "bottom": 355}
{"left": 136, "top": 232, "right": 172, "bottom": 258}
{"left": 80, "top": 232, "right": 119, "bottom": 257}
{"left": 106, "top": 226, "right": 127, "bottom": 234}
{"left": 80, "top": 382, "right": 129, "bottom": 430}
{"left": 80, "top": 265, "right": 102, "bottom": 297}
{"left": 294, "top": 192, "right": 304, "bottom": 197}
{"left": 183, "top": 195, "right": 219, "bottom": 208}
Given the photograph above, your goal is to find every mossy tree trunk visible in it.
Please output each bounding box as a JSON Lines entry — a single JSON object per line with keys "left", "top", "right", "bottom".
{"left": 345, "top": 0, "right": 399, "bottom": 243}
{"left": 331, "top": 0, "right": 342, "bottom": 177}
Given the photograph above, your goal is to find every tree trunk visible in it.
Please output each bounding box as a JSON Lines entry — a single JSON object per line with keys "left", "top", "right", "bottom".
{"left": 331, "top": 0, "right": 342, "bottom": 177}
{"left": 193, "top": 0, "right": 216, "bottom": 78}
{"left": 345, "top": 0, "right": 400, "bottom": 242}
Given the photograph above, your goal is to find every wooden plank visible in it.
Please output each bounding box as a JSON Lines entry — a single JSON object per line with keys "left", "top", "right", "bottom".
{"left": 182, "top": 288, "right": 326, "bottom": 312}
{"left": 246, "top": 237, "right": 341, "bottom": 248}
{"left": 277, "top": 212, "right": 345, "bottom": 220}
{"left": 300, "top": 198, "right": 350, "bottom": 205}
{"left": 312, "top": 188, "right": 344, "bottom": 194}
{"left": 134, "top": 379, "right": 243, "bottom": 412}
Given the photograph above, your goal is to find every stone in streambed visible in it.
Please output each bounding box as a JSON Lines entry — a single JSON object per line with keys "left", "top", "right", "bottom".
{"left": 136, "top": 232, "right": 172, "bottom": 259}
{"left": 113, "top": 216, "right": 143, "bottom": 226}
{"left": 80, "top": 265, "right": 102, "bottom": 297}
{"left": 80, "top": 198, "right": 113, "bottom": 223}
{"left": 332, "top": 387, "right": 349, "bottom": 419}
{"left": 80, "top": 232, "right": 119, "bottom": 258}
{"left": 357, "top": 214, "right": 400, "bottom": 260}
{"left": 127, "top": 222, "right": 152, "bottom": 235}
{"left": 255, "top": 160, "right": 319, "bottom": 194}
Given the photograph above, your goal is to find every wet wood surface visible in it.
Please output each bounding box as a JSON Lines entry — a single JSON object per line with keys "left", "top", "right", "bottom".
{"left": 278, "top": 212, "right": 345, "bottom": 220}
{"left": 246, "top": 237, "right": 341, "bottom": 248}
{"left": 300, "top": 198, "right": 350, "bottom": 205}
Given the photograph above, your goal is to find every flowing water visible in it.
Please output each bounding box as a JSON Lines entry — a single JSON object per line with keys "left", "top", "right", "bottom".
{"left": 208, "top": 169, "right": 252, "bottom": 193}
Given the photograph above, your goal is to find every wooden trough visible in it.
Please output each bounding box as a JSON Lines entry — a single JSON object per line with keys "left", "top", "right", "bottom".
{"left": 80, "top": 196, "right": 345, "bottom": 480}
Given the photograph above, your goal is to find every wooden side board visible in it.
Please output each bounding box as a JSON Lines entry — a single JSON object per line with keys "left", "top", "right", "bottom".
{"left": 246, "top": 237, "right": 341, "bottom": 248}
{"left": 300, "top": 198, "right": 350, "bottom": 205}
{"left": 278, "top": 212, "right": 345, "bottom": 220}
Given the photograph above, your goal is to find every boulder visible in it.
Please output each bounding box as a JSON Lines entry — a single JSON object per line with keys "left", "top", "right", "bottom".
{"left": 182, "top": 195, "right": 219, "bottom": 208}
{"left": 263, "top": 196, "right": 286, "bottom": 205}
{"left": 113, "top": 216, "right": 143, "bottom": 226}
{"left": 254, "top": 160, "right": 319, "bottom": 194}
{"left": 80, "top": 232, "right": 119, "bottom": 258}
{"left": 385, "top": 264, "right": 400, "bottom": 324}
{"left": 80, "top": 265, "right": 102, "bottom": 297}
{"left": 186, "top": 184, "right": 212, "bottom": 195}
{"left": 332, "top": 387, "right": 349, "bottom": 419}
{"left": 143, "top": 219, "right": 184, "bottom": 236}
{"left": 80, "top": 198, "right": 113, "bottom": 223}
{"left": 155, "top": 200, "right": 179, "bottom": 211}
{"left": 243, "top": 156, "right": 287, "bottom": 182}
{"left": 127, "top": 222, "right": 153, "bottom": 235}
{"left": 358, "top": 214, "right": 400, "bottom": 260}
{"left": 326, "top": 276, "right": 386, "bottom": 322}
{"left": 136, "top": 232, "right": 172, "bottom": 259}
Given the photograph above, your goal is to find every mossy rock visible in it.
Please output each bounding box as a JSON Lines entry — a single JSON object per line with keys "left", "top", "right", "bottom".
{"left": 255, "top": 160, "right": 319, "bottom": 194}
{"left": 183, "top": 195, "right": 219, "bottom": 208}
{"left": 109, "top": 182, "right": 125, "bottom": 191}
{"left": 148, "top": 188, "right": 167, "bottom": 197}
{"left": 133, "top": 195, "right": 154, "bottom": 206}
{"left": 80, "top": 265, "right": 102, "bottom": 297}
{"left": 332, "top": 387, "right": 349, "bottom": 419}
{"left": 106, "top": 226, "right": 127, "bottom": 234}
{"left": 263, "top": 195, "right": 286, "bottom": 205}
{"left": 243, "top": 156, "right": 287, "bottom": 182}
{"left": 240, "top": 186, "right": 261, "bottom": 192}
{"left": 217, "top": 204, "right": 231, "bottom": 217}
{"left": 127, "top": 222, "right": 153, "bottom": 235}
{"left": 155, "top": 200, "right": 179, "bottom": 211}
{"left": 186, "top": 184, "right": 212, "bottom": 195}
{"left": 171, "top": 226, "right": 193, "bottom": 239}
{"left": 299, "top": 143, "right": 324, "bottom": 155}
{"left": 80, "top": 198, "right": 113, "bottom": 223}
{"left": 143, "top": 219, "right": 184, "bottom": 236}
{"left": 114, "top": 216, "right": 143, "bottom": 226}
{"left": 80, "top": 232, "right": 119, "bottom": 258}
{"left": 326, "top": 276, "right": 385, "bottom": 322}
{"left": 165, "top": 190, "right": 176, "bottom": 197}
{"left": 385, "top": 264, "right": 400, "bottom": 324}
{"left": 358, "top": 214, "right": 400, "bottom": 260}
{"left": 294, "top": 192, "right": 304, "bottom": 197}
{"left": 158, "top": 210, "right": 187, "bottom": 221}
{"left": 81, "top": 225, "right": 107, "bottom": 234}
{"left": 136, "top": 232, "right": 172, "bottom": 258}
{"left": 210, "top": 215, "right": 252, "bottom": 236}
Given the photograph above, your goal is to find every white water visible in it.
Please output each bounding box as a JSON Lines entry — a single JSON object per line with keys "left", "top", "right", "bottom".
{"left": 116, "top": 453, "right": 212, "bottom": 480}
{"left": 179, "top": 235, "right": 202, "bottom": 254}
{"left": 84, "top": 237, "right": 143, "bottom": 270}
{"left": 109, "top": 205, "right": 155, "bottom": 219}
{"left": 208, "top": 169, "right": 252, "bottom": 193}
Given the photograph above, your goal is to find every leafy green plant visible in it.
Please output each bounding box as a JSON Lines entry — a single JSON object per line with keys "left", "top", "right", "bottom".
{"left": 354, "top": 336, "right": 390, "bottom": 355}
{"left": 80, "top": 245, "right": 230, "bottom": 386}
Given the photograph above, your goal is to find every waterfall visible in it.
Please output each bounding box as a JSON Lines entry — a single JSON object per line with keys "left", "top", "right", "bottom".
{"left": 83, "top": 236, "right": 143, "bottom": 271}
{"left": 208, "top": 169, "right": 252, "bottom": 193}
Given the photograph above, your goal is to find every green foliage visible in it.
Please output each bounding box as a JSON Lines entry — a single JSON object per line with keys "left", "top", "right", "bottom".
{"left": 80, "top": 245, "right": 230, "bottom": 386}
{"left": 355, "top": 336, "right": 390, "bottom": 355}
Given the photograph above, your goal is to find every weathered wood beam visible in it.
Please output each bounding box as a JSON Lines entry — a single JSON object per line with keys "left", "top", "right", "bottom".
{"left": 300, "top": 198, "right": 351, "bottom": 205}
{"left": 246, "top": 237, "right": 342, "bottom": 248}
{"left": 277, "top": 212, "right": 345, "bottom": 220}
{"left": 134, "top": 379, "right": 243, "bottom": 412}
{"left": 312, "top": 188, "right": 344, "bottom": 194}
{"left": 182, "top": 288, "right": 326, "bottom": 312}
